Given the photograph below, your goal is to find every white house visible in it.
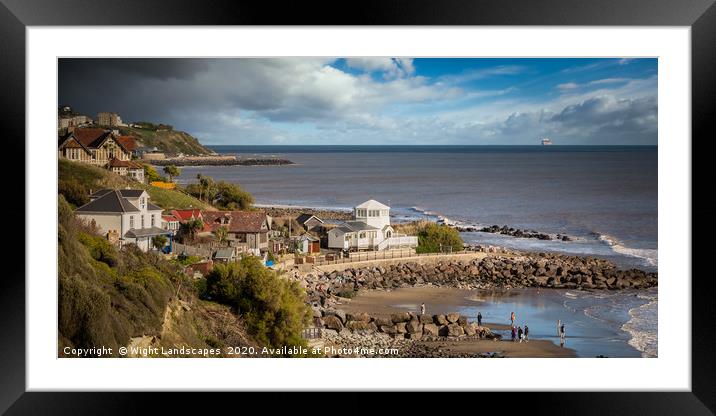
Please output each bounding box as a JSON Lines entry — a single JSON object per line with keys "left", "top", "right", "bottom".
{"left": 327, "top": 199, "right": 418, "bottom": 251}
{"left": 75, "top": 189, "right": 171, "bottom": 252}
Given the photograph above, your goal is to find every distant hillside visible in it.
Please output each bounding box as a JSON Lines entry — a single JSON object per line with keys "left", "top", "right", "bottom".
{"left": 117, "top": 125, "right": 214, "bottom": 156}
{"left": 58, "top": 159, "right": 214, "bottom": 211}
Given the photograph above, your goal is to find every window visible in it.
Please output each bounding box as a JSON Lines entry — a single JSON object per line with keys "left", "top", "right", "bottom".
{"left": 359, "top": 232, "right": 366, "bottom": 238}
{"left": 151, "top": 214, "right": 155, "bottom": 227}
{"left": 129, "top": 216, "right": 134, "bottom": 229}
{"left": 345, "top": 235, "right": 351, "bottom": 242}
{"left": 141, "top": 216, "right": 145, "bottom": 228}
{"left": 356, "top": 209, "right": 366, "bottom": 217}
{"left": 140, "top": 197, "right": 146, "bottom": 209}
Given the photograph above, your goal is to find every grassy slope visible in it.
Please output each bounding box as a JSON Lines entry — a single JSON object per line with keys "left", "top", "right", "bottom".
{"left": 58, "top": 195, "right": 255, "bottom": 356}
{"left": 118, "top": 126, "right": 213, "bottom": 156}
{"left": 59, "top": 159, "right": 213, "bottom": 211}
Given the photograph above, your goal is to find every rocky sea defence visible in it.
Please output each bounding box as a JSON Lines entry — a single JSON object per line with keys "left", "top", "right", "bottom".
{"left": 303, "top": 253, "right": 657, "bottom": 312}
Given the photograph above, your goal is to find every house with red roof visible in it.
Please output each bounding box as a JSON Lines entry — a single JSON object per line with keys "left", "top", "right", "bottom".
{"left": 107, "top": 158, "right": 144, "bottom": 182}
{"left": 202, "top": 211, "right": 271, "bottom": 256}
{"left": 58, "top": 128, "right": 134, "bottom": 166}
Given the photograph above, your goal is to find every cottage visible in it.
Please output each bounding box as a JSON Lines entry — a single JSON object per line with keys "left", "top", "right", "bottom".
{"left": 213, "top": 248, "right": 237, "bottom": 263}
{"left": 294, "top": 233, "right": 321, "bottom": 254}
{"left": 327, "top": 199, "right": 418, "bottom": 251}
{"left": 75, "top": 189, "right": 170, "bottom": 252}
{"left": 107, "top": 158, "right": 145, "bottom": 182}
{"left": 58, "top": 128, "right": 133, "bottom": 166}
{"left": 296, "top": 213, "right": 324, "bottom": 231}
{"left": 202, "top": 211, "right": 271, "bottom": 256}
{"left": 161, "top": 214, "right": 181, "bottom": 235}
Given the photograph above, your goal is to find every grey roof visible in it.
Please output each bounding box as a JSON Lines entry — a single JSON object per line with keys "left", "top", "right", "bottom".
{"left": 90, "top": 189, "right": 146, "bottom": 199}
{"left": 322, "top": 219, "right": 347, "bottom": 226}
{"left": 76, "top": 191, "right": 140, "bottom": 213}
{"left": 213, "top": 248, "right": 235, "bottom": 259}
{"left": 124, "top": 226, "right": 171, "bottom": 238}
{"left": 147, "top": 202, "right": 163, "bottom": 211}
{"left": 344, "top": 221, "right": 379, "bottom": 232}
{"left": 296, "top": 213, "right": 323, "bottom": 225}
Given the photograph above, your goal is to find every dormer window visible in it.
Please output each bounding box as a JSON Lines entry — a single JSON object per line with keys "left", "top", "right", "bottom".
{"left": 140, "top": 197, "right": 146, "bottom": 209}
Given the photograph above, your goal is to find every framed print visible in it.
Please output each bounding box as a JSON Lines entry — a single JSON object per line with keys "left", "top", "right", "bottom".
{"left": 2, "top": 0, "right": 714, "bottom": 413}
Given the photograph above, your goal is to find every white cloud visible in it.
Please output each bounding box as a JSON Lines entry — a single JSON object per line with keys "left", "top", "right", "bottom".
{"left": 557, "top": 82, "right": 579, "bottom": 91}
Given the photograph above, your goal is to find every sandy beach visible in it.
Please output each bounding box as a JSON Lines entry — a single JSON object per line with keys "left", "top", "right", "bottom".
{"left": 334, "top": 286, "right": 577, "bottom": 358}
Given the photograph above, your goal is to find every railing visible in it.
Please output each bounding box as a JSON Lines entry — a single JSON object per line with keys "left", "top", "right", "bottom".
{"left": 301, "top": 327, "right": 323, "bottom": 340}
{"left": 314, "top": 248, "right": 484, "bottom": 266}
{"left": 376, "top": 235, "right": 419, "bottom": 251}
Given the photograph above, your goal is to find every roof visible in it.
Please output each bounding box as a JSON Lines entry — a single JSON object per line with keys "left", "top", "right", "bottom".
{"left": 296, "top": 213, "right": 323, "bottom": 225}
{"left": 107, "top": 158, "right": 143, "bottom": 169}
{"left": 124, "top": 226, "right": 171, "bottom": 238}
{"left": 70, "top": 128, "right": 111, "bottom": 148}
{"left": 355, "top": 199, "right": 390, "bottom": 210}
{"left": 296, "top": 233, "right": 320, "bottom": 242}
{"left": 213, "top": 248, "right": 235, "bottom": 259}
{"left": 147, "top": 202, "right": 163, "bottom": 211}
{"left": 171, "top": 209, "right": 203, "bottom": 221}
{"left": 116, "top": 136, "right": 138, "bottom": 152}
{"left": 90, "top": 189, "right": 146, "bottom": 200}
{"left": 76, "top": 190, "right": 140, "bottom": 213}
{"left": 202, "top": 211, "right": 268, "bottom": 233}
{"left": 344, "top": 221, "right": 379, "bottom": 231}
{"left": 162, "top": 215, "right": 179, "bottom": 222}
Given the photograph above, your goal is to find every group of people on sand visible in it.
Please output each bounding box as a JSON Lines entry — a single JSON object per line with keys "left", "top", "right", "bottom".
{"left": 509, "top": 311, "right": 530, "bottom": 343}
{"left": 418, "top": 304, "right": 567, "bottom": 347}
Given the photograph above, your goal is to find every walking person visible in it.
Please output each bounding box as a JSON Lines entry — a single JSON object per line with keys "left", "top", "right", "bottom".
{"left": 557, "top": 319, "right": 561, "bottom": 337}
{"left": 524, "top": 325, "right": 529, "bottom": 342}
{"left": 560, "top": 323, "right": 566, "bottom": 341}
{"left": 511, "top": 325, "right": 517, "bottom": 342}
{"left": 477, "top": 312, "right": 482, "bottom": 327}
{"left": 517, "top": 326, "right": 524, "bottom": 343}
{"left": 510, "top": 311, "right": 515, "bottom": 326}
{"left": 420, "top": 302, "right": 426, "bottom": 315}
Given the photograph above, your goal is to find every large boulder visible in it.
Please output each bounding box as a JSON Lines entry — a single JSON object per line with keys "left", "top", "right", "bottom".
{"left": 324, "top": 309, "right": 347, "bottom": 324}
{"left": 463, "top": 323, "right": 477, "bottom": 337}
{"left": 380, "top": 325, "right": 398, "bottom": 335}
{"left": 373, "top": 316, "right": 393, "bottom": 327}
{"left": 447, "top": 324, "right": 465, "bottom": 337}
{"left": 422, "top": 323, "right": 439, "bottom": 337}
{"left": 419, "top": 314, "right": 433, "bottom": 324}
{"left": 347, "top": 312, "right": 371, "bottom": 323}
{"left": 457, "top": 316, "right": 468, "bottom": 326}
{"left": 438, "top": 325, "right": 450, "bottom": 337}
{"left": 391, "top": 312, "right": 412, "bottom": 323}
{"left": 434, "top": 314, "right": 448, "bottom": 325}
{"left": 323, "top": 315, "right": 344, "bottom": 331}
{"left": 396, "top": 322, "right": 408, "bottom": 334}
{"left": 406, "top": 320, "right": 423, "bottom": 334}
{"left": 346, "top": 321, "right": 377, "bottom": 333}
{"left": 446, "top": 313, "right": 460, "bottom": 323}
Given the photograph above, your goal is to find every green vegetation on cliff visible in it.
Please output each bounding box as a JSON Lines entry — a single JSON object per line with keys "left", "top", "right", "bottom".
{"left": 59, "top": 159, "right": 212, "bottom": 210}
{"left": 58, "top": 195, "right": 256, "bottom": 357}
{"left": 118, "top": 125, "right": 213, "bottom": 156}
{"left": 202, "top": 258, "right": 312, "bottom": 355}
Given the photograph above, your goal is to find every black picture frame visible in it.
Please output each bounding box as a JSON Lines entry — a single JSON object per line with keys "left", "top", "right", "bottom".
{"left": 1, "top": 0, "right": 713, "bottom": 413}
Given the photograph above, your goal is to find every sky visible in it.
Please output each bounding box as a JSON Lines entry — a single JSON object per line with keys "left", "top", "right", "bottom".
{"left": 58, "top": 58, "right": 657, "bottom": 145}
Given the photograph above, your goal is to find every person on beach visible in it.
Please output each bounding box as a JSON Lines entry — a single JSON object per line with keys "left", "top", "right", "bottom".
{"left": 557, "top": 319, "right": 561, "bottom": 337}
{"left": 510, "top": 311, "right": 515, "bottom": 326}
{"left": 560, "top": 323, "right": 566, "bottom": 340}
{"left": 511, "top": 326, "right": 517, "bottom": 342}
{"left": 524, "top": 325, "right": 529, "bottom": 342}
{"left": 420, "top": 303, "right": 426, "bottom": 315}
{"left": 517, "top": 326, "right": 524, "bottom": 343}
{"left": 477, "top": 312, "right": 482, "bottom": 327}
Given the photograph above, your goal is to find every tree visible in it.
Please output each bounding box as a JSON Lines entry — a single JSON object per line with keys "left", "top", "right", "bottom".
{"left": 415, "top": 223, "right": 464, "bottom": 254}
{"left": 215, "top": 226, "right": 228, "bottom": 244}
{"left": 214, "top": 181, "right": 254, "bottom": 210}
{"left": 143, "top": 164, "right": 163, "bottom": 183}
{"left": 152, "top": 235, "right": 168, "bottom": 251}
{"left": 180, "top": 218, "right": 205, "bottom": 242}
{"left": 204, "top": 257, "right": 311, "bottom": 352}
{"left": 163, "top": 165, "right": 181, "bottom": 182}
{"left": 196, "top": 173, "right": 216, "bottom": 202}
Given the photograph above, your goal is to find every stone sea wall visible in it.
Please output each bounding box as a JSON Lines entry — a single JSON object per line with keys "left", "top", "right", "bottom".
{"left": 315, "top": 309, "right": 500, "bottom": 342}
{"left": 303, "top": 252, "right": 658, "bottom": 309}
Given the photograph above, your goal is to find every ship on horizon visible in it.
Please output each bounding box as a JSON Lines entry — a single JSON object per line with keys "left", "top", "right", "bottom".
{"left": 541, "top": 138, "right": 553, "bottom": 145}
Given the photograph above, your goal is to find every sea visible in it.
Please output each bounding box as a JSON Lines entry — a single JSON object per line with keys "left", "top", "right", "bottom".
{"left": 176, "top": 145, "right": 658, "bottom": 357}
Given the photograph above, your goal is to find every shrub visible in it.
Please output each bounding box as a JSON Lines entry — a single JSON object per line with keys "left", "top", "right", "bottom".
{"left": 213, "top": 181, "right": 254, "bottom": 210}
{"left": 203, "top": 257, "right": 311, "bottom": 353}
{"left": 415, "top": 223, "right": 464, "bottom": 254}
{"left": 58, "top": 178, "right": 89, "bottom": 207}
